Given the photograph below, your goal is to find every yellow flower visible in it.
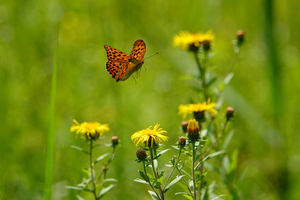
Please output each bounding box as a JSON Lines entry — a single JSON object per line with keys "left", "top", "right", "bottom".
{"left": 199, "top": 30, "right": 215, "bottom": 43}
{"left": 173, "top": 31, "right": 202, "bottom": 50}
{"left": 70, "top": 119, "right": 109, "bottom": 140}
{"left": 178, "top": 100, "right": 218, "bottom": 118}
{"left": 173, "top": 30, "right": 215, "bottom": 51}
{"left": 131, "top": 124, "right": 168, "bottom": 147}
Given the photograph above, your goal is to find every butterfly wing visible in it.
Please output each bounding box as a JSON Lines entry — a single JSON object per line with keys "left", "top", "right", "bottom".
{"left": 104, "top": 45, "right": 130, "bottom": 81}
{"left": 129, "top": 40, "right": 146, "bottom": 61}
{"left": 104, "top": 45, "right": 130, "bottom": 61}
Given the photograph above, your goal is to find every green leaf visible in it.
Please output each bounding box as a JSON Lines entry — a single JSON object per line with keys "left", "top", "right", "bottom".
{"left": 179, "top": 160, "right": 187, "bottom": 171}
{"left": 211, "top": 194, "right": 226, "bottom": 200}
{"left": 175, "top": 192, "right": 194, "bottom": 200}
{"left": 238, "top": 166, "right": 248, "bottom": 187}
{"left": 66, "top": 186, "right": 93, "bottom": 193}
{"left": 76, "top": 194, "right": 85, "bottom": 200}
{"left": 222, "top": 155, "right": 230, "bottom": 174}
{"left": 207, "top": 76, "right": 218, "bottom": 87}
{"left": 138, "top": 170, "right": 148, "bottom": 182}
{"left": 203, "top": 186, "right": 209, "bottom": 200}
{"left": 103, "top": 178, "right": 117, "bottom": 183}
{"left": 172, "top": 145, "right": 180, "bottom": 150}
{"left": 155, "top": 170, "right": 165, "bottom": 186}
{"left": 134, "top": 178, "right": 149, "bottom": 185}
{"left": 194, "top": 156, "right": 209, "bottom": 170}
{"left": 153, "top": 159, "right": 158, "bottom": 172}
{"left": 65, "top": 186, "right": 84, "bottom": 191}
{"left": 82, "top": 168, "right": 91, "bottom": 176}
{"left": 227, "top": 149, "right": 239, "bottom": 175}
{"left": 218, "top": 82, "right": 226, "bottom": 92}
{"left": 224, "top": 72, "right": 234, "bottom": 84}
{"left": 98, "top": 184, "right": 116, "bottom": 199}
{"left": 154, "top": 149, "right": 170, "bottom": 159}
{"left": 164, "top": 175, "right": 184, "bottom": 193}
{"left": 181, "top": 169, "right": 192, "bottom": 179}
{"left": 94, "top": 153, "right": 110, "bottom": 165}
{"left": 71, "top": 145, "right": 89, "bottom": 155}
{"left": 207, "top": 150, "right": 226, "bottom": 159}
{"left": 221, "top": 130, "right": 235, "bottom": 150}
{"left": 148, "top": 190, "right": 160, "bottom": 200}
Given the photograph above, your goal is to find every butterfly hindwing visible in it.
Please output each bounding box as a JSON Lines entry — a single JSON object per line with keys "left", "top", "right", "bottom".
{"left": 106, "top": 60, "right": 126, "bottom": 80}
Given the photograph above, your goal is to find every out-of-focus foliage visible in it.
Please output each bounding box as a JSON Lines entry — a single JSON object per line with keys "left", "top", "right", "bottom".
{"left": 0, "top": 0, "right": 300, "bottom": 199}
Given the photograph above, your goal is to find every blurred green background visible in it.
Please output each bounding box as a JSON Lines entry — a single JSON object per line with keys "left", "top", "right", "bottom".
{"left": 1, "top": 0, "right": 300, "bottom": 199}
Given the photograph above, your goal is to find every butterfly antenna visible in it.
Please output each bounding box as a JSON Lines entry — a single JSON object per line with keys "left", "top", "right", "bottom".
{"left": 144, "top": 52, "right": 158, "bottom": 60}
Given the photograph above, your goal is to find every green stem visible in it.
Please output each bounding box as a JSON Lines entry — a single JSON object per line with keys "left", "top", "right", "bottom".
{"left": 203, "top": 119, "right": 228, "bottom": 159}
{"left": 175, "top": 165, "right": 193, "bottom": 197}
{"left": 97, "top": 146, "right": 116, "bottom": 194}
{"left": 192, "top": 142, "right": 197, "bottom": 199}
{"left": 162, "top": 148, "right": 183, "bottom": 191}
{"left": 194, "top": 52, "right": 208, "bottom": 102}
{"left": 150, "top": 147, "right": 164, "bottom": 200}
{"left": 143, "top": 160, "right": 161, "bottom": 200}
{"left": 89, "top": 140, "right": 98, "bottom": 200}
{"left": 215, "top": 48, "right": 240, "bottom": 103}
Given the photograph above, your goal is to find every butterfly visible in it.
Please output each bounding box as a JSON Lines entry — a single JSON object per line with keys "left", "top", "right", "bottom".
{"left": 104, "top": 40, "right": 146, "bottom": 82}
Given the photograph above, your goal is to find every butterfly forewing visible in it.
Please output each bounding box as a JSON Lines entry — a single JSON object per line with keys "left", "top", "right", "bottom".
{"left": 129, "top": 40, "right": 146, "bottom": 61}
{"left": 104, "top": 45, "right": 130, "bottom": 61}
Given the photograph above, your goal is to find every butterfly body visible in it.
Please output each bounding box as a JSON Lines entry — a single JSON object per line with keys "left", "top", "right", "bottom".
{"left": 104, "top": 40, "right": 146, "bottom": 82}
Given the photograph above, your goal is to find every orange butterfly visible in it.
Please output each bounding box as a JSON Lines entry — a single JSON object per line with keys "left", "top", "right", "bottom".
{"left": 104, "top": 40, "right": 146, "bottom": 82}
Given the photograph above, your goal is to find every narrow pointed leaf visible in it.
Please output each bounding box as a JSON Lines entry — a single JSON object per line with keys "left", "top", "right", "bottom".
{"left": 103, "top": 178, "right": 117, "bottom": 183}
{"left": 222, "top": 130, "right": 235, "bottom": 150}
{"left": 98, "top": 184, "right": 116, "bottom": 199}
{"left": 138, "top": 170, "right": 148, "bottom": 182}
{"left": 224, "top": 72, "right": 234, "bottom": 84}
{"left": 94, "top": 153, "right": 110, "bottom": 165}
{"left": 211, "top": 194, "right": 226, "bottom": 200}
{"left": 134, "top": 178, "right": 149, "bottom": 185}
{"left": 194, "top": 156, "right": 209, "bottom": 170}
{"left": 71, "top": 145, "right": 89, "bottom": 155}
{"left": 164, "top": 175, "right": 184, "bottom": 193}
{"left": 148, "top": 190, "right": 160, "bottom": 200}
{"left": 207, "top": 150, "right": 226, "bottom": 158}
{"left": 154, "top": 149, "right": 170, "bottom": 159}
{"left": 175, "top": 192, "right": 194, "bottom": 200}
{"left": 76, "top": 194, "right": 85, "bottom": 200}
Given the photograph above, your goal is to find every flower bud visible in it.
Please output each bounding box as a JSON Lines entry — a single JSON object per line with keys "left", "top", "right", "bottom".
{"left": 111, "top": 136, "right": 119, "bottom": 147}
{"left": 181, "top": 121, "right": 189, "bottom": 133}
{"left": 136, "top": 149, "right": 147, "bottom": 161}
{"left": 226, "top": 107, "right": 234, "bottom": 121}
{"left": 202, "top": 40, "right": 211, "bottom": 52}
{"left": 178, "top": 136, "right": 186, "bottom": 148}
{"left": 186, "top": 119, "right": 200, "bottom": 142}
{"left": 236, "top": 30, "right": 245, "bottom": 46}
